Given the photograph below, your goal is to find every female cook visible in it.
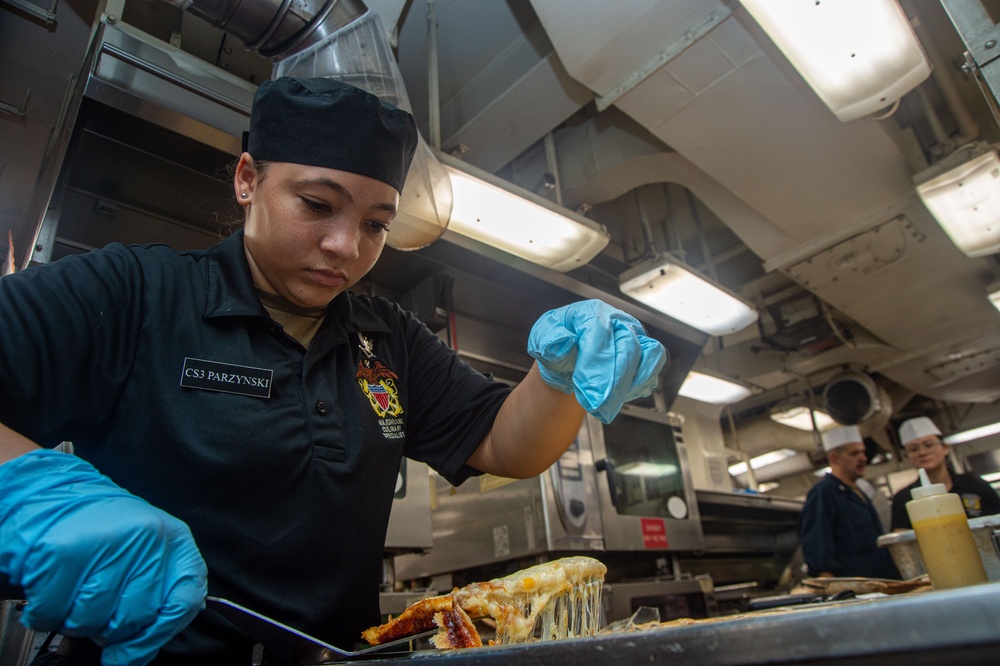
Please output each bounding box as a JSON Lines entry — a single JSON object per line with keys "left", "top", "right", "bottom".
{"left": 0, "top": 77, "right": 666, "bottom": 666}
{"left": 890, "top": 416, "right": 1000, "bottom": 530}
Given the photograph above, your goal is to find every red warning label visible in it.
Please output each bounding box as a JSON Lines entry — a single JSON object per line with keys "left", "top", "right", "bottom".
{"left": 641, "top": 517, "right": 669, "bottom": 549}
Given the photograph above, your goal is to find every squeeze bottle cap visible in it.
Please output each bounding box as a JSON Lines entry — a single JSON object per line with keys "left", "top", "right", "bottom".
{"left": 911, "top": 468, "right": 946, "bottom": 499}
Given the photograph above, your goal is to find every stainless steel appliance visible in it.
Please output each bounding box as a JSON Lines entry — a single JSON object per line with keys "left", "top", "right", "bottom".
{"left": 394, "top": 405, "right": 703, "bottom": 582}
{"left": 384, "top": 458, "right": 433, "bottom": 552}
{"left": 589, "top": 404, "right": 703, "bottom": 552}
{"left": 394, "top": 425, "right": 605, "bottom": 580}
{"left": 603, "top": 575, "right": 718, "bottom": 623}
{"left": 680, "top": 490, "right": 803, "bottom": 611}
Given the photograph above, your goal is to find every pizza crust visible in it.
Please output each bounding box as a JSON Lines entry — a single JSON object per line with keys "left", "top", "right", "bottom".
{"left": 360, "top": 593, "right": 452, "bottom": 645}
{"left": 799, "top": 575, "right": 931, "bottom": 596}
{"left": 431, "top": 605, "right": 483, "bottom": 649}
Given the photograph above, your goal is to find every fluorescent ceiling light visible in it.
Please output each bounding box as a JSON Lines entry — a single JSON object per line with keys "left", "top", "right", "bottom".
{"left": 916, "top": 146, "right": 1000, "bottom": 257}
{"left": 678, "top": 371, "right": 752, "bottom": 405}
{"left": 619, "top": 255, "right": 758, "bottom": 335}
{"left": 742, "top": 0, "right": 930, "bottom": 122}
{"left": 981, "top": 471, "right": 1000, "bottom": 483}
{"left": 728, "top": 448, "right": 797, "bottom": 476}
{"left": 814, "top": 466, "right": 832, "bottom": 477}
{"left": 770, "top": 406, "right": 838, "bottom": 432}
{"left": 438, "top": 154, "right": 610, "bottom": 272}
{"left": 943, "top": 421, "right": 1000, "bottom": 445}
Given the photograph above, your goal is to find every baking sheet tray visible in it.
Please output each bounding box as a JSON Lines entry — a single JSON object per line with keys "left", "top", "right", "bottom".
{"left": 354, "top": 582, "right": 1000, "bottom": 665}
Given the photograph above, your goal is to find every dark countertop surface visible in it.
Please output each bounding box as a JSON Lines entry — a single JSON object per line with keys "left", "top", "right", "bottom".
{"left": 353, "top": 581, "right": 1000, "bottom": 665}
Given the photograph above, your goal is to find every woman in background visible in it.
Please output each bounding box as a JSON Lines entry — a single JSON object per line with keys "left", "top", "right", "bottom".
{"left": 890, "top": 416, "right": 1000, "bottom": 530}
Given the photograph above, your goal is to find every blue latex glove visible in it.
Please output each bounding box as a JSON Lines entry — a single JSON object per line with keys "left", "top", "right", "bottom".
{"left": 0, "top": 449, "right": 208, "bottom": 666}
{"left": 528, "top": 299, "right": 668, "bottom": 423}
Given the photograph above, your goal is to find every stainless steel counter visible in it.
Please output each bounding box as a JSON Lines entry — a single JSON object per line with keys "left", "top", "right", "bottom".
{"left": 356, "top": 582, "right": 1000, "bottom": 665}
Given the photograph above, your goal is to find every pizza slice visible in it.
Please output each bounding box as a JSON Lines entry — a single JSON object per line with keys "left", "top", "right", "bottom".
{"left": 362, "top": 556, "right": 607, "bottom": 649}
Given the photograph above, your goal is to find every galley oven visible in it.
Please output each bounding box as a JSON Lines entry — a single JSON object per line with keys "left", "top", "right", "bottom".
{"left": 394, "top": 404, "right": 704, "bottom": 585}
{"left": 589, "top": 404, "right": 703, "bottom": 552}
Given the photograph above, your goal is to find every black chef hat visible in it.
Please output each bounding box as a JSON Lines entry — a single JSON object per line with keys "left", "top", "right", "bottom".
{"left": 242, "top": 77, "right": 418, "bottom": 193}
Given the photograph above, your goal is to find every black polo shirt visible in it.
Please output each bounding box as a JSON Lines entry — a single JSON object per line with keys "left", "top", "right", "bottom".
{"left": 890, "top": 473, "right": 1000, "bottom": 530}
{"left": 0, "top": 230, "right": 511, "bottom": 660}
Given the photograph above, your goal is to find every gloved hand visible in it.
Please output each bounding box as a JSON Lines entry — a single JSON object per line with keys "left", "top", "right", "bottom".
{"left": 528, "top": 299, "right": 668, "bottom": 423}
{"left": 0, "top": 449, "right": 208, "bottom": 666}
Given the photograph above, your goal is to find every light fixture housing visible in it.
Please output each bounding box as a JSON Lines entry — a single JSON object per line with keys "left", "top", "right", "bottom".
{"left": 942, "top": 420, "right": 1000, "bottom": 445}
{"left": 770, "top": 405, "right": 838, "bottom": 432}
{"left": 741, "top": 0, "right": 931, "bottom": 122}
{"left": 437, "top": 152, "right": 610, "bottom": 272}
{"left": 989, "top": 281, "right": 1000, "bottom": 313}
{"left": 678, "top": 371, "right": 752, "bottom": 405}
{"left": 916, "top": 145, "right": 1000, "bottom": 257}
{"left": 619, "top": 254, "right": 758, "bottom": 336}
{"left": 728, "top": 448, "right": 797, "bottom": 476}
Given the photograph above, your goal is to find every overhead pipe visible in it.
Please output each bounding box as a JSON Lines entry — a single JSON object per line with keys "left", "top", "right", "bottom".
{"left": 725, "top": 406, "right": 758, "bottom": 492}
{"left": 170, "top": 0, "right": 369, "bottom": 60}
{"left": 543, "top": 132, "right": 563, "bottom": 207}
{"left": 904, "top": 0, "right": 980, "bottom": 150}
{"left": 427, "top": 0, "right": 441, "bottom": 151}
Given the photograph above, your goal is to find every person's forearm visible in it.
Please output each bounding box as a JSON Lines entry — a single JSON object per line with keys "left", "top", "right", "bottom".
{"left": 0, "top": 422, "right": 41, "bottom": 465}
{"left": 466, "top": 363, "right": 585, "bottom": 479}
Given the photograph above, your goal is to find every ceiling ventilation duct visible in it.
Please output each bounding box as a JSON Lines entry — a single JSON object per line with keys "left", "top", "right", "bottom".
{"left": 174, "top": 0, "right": 368, "bottom": 59}
{"left": 822, "top": 369, "right": 892, "bottom": 428}
{"left": 165, "top": 0, "right": 451, "bottom": 250}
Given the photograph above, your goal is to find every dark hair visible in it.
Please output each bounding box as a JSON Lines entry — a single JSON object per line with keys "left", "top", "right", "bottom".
{"left": 217, "top": 158, "right": 271, "bottom": 237}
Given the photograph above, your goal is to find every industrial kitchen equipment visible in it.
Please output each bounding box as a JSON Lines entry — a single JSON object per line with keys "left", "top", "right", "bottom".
{"left": 394, "top": 405, "right": 709, "bottom": 622}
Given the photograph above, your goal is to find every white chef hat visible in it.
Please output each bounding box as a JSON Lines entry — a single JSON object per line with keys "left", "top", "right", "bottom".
{"left": 822, "top": 425, "right": 863, "bottom": 452}
{"left": 898, "top": 416, "right": 942, "bottom": 446}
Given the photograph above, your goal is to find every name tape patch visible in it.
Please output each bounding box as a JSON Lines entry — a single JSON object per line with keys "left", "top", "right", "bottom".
{"left": 180, "top": 357, "right": 273, "bottom": 399}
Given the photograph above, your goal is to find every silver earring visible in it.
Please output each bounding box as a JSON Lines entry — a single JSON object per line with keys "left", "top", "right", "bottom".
{"left": 241, "top": 192, "right": 248, "bottom": 199}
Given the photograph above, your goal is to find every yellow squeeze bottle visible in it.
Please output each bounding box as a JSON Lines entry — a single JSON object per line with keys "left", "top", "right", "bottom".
{"left": 905, "top": 468, "right": 988, "bottom": 590}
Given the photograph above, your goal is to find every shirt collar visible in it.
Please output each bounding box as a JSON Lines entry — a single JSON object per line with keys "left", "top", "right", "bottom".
{"left": 203, "top": 229, "right": 263, "bottom": 319}
{"left": 328, "top": 290, "right": 392, "bottom": 335}
{"left": 202, "top": 229, "right": 391, "bottom": 335}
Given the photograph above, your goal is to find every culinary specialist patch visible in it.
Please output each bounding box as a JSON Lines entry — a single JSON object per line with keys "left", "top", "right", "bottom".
{"left": 356, "top": 334, "right": 404, "bottom": 436}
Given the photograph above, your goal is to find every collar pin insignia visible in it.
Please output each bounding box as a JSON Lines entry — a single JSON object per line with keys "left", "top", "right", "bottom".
{"left": 358, "top": 332, "right": 375, "bottom": 359}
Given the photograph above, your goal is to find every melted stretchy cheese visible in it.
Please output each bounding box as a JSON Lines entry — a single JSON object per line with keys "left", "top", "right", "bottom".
{"left": 454, "top": 556, "right": 606, "bottom": 645}
{"left": 363, "top": 556, "right": 607, "bottom": 649}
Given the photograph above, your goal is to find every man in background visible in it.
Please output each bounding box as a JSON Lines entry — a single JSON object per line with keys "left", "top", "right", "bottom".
{"left": 799, "top": 425, "right": 899, "bottom": 579}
